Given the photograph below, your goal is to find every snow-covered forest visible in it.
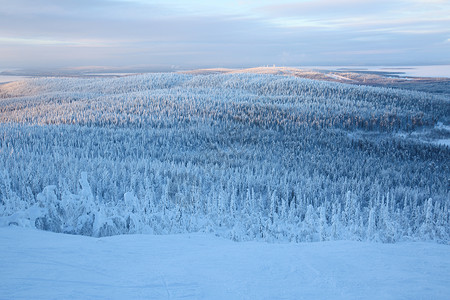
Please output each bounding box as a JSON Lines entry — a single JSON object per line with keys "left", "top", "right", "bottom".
{"left": 0, "top": 73, "right": 449, "bottom": 243}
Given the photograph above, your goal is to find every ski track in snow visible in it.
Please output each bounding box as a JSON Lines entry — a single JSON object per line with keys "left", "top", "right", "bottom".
{"left": 1, "top": 227, "right": 449, "bottom": 300}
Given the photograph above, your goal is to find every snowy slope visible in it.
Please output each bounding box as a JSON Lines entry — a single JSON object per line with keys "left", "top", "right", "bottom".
{"left": 1, "top": 227, "right": 449, "bottom": 300}
{"left": 1, "top": 73, "right": 449, "bottom": 243}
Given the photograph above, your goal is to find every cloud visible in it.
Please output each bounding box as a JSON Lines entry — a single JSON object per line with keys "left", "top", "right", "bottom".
{"left": 0, "top": 0, "right": 449, "bottom": 69}
{"left": 323, "top": 49, "right": 404, "bottom": 56}
{"left": 261, "top": 0, "right": 398, "bottom": 18}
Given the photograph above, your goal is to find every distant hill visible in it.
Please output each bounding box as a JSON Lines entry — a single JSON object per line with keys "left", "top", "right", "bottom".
{"left": 182, "top": 66, "right": 450, "bottom": 94}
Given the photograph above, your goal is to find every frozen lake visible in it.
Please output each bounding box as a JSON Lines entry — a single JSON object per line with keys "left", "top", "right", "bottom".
{"left": 308, "top": 65, "right": 450, "bottom": 78}
{"left": 0, "top": 75, "right": 31, "bottom": 84}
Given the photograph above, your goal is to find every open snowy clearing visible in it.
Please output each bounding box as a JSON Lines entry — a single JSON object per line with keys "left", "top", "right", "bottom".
{"left": 1, "top": 227, "right": 449, "bottom": 300}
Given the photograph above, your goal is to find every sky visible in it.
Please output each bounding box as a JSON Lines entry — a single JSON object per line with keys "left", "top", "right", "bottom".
{"left": 0, "top": 0, "right": 449, "bottom": 71}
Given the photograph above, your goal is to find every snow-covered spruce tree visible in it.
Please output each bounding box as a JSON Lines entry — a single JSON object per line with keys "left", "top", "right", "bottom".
{"left": 0, "top": 73, "right": 448, "bottom": 242}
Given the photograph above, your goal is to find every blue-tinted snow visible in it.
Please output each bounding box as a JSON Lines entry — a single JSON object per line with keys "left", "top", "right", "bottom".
{"left": 1, "top": 227, "right": 449, "bottom": 300}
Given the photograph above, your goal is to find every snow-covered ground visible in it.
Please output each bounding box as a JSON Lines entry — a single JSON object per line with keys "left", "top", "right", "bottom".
{"left": 1, "top": 227, "right": 449, "bottom": 300}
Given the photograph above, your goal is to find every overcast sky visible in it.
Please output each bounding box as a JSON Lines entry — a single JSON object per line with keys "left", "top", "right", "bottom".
{"left": 0, "top": 0, "right": 449, "bottom": 71}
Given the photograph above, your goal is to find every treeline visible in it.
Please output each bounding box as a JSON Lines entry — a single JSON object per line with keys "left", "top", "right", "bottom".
{"left": 1, "top": 74, "right": 447, "bottom": 131}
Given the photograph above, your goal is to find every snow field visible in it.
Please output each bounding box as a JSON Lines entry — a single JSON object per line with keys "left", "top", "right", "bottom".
{"left": 1, "top": 227, "right": 449, "bottom": 300}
